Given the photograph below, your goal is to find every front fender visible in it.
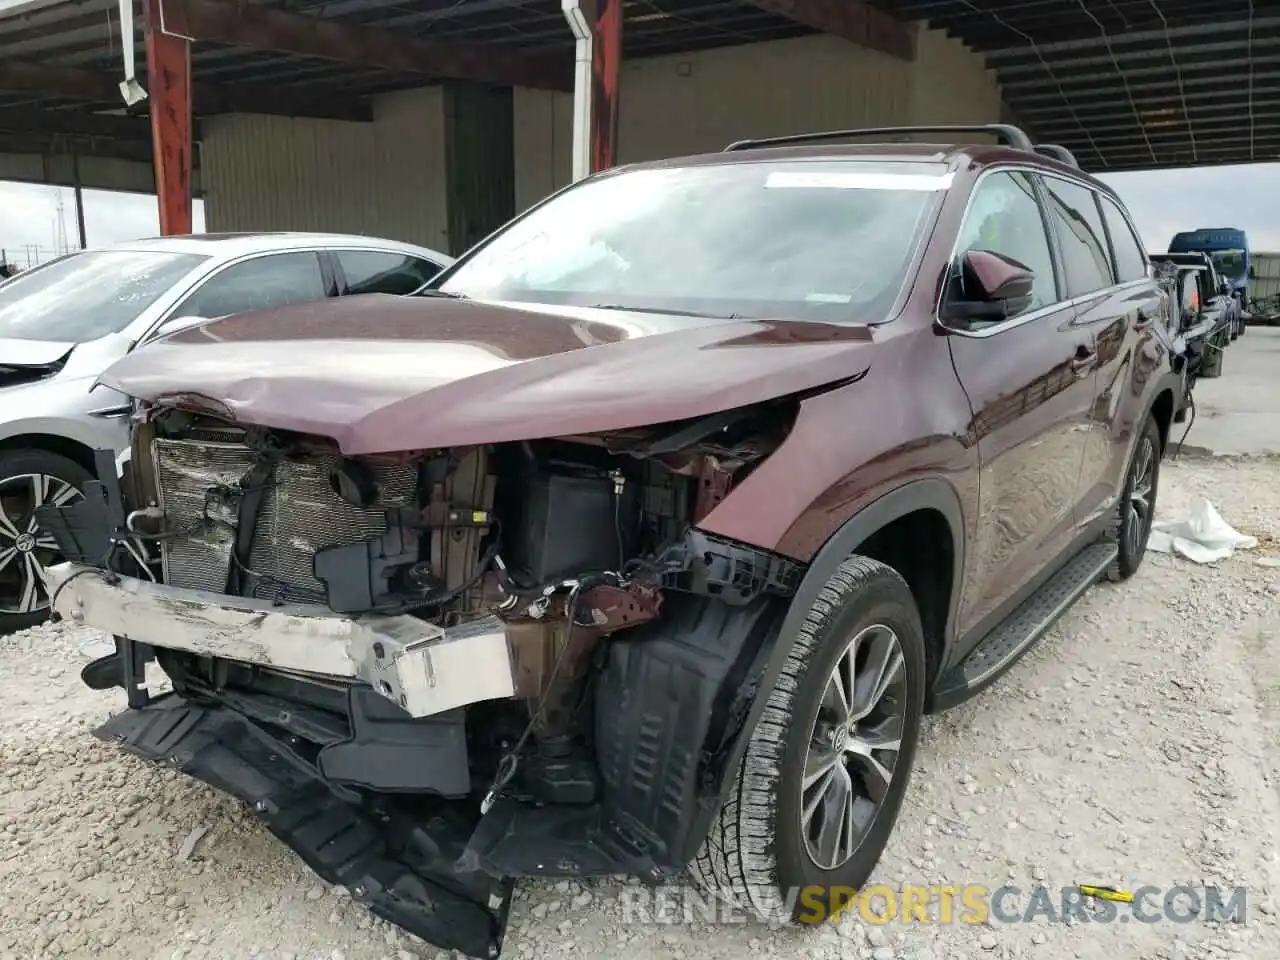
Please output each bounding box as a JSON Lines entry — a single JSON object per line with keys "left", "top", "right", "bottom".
{"left": 0, "top": 376, "right": 131, "bottom": 460}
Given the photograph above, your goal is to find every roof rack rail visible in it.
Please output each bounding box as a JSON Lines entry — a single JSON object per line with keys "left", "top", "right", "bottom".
{"left": 723, "top": 123, "right": 1035, "bottom": 153}
{"left": 1034, "top": 144, "right": 1079, "bottom": 168}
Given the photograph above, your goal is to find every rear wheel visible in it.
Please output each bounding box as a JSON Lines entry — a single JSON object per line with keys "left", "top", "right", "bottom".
{"left": 0, "top": 449, "right": 91, "bottom": 634}
{"left": 691, "top": 556, "right": 926, "bottom": 924}
{"left": 1106, "top": 414, "right": 1161, "bottom": 582}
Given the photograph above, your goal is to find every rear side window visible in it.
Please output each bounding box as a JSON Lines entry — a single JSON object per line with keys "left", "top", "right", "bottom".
{"left": 1099, "top": 195, "right": 1148, "bottom": 283}
{"left": 954, "top": 170, "right": 1058, "bottom": 313}
{"left": 1040, "top": 177, "right": 1113, "bottom": 297}
{"left": 174, "top": 252, "right": 327, "bottom": 319}
{"left": 337, "top": 250, "right": 443, "bottom": 296}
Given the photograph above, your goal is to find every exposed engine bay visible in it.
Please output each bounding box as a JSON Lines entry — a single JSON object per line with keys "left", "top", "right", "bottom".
{"left": 41, "top": 399, "right": 806, "bottom": 959}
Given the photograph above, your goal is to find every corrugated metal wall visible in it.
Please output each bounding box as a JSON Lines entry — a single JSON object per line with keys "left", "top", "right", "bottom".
{"left": 909, "top": 27, "right": 1003, "bottom": 124}
{"left": 513, "top": 26, "right": 1002, "bottom": 212}
{"left": 1251, "top": 251, "right": 1280, "bottom": 301}
{"left": 201, "top": 87, "right": 450, "bottom": 250}
{"left": 199, "top": 24, "right": 1002, "bottom": 245}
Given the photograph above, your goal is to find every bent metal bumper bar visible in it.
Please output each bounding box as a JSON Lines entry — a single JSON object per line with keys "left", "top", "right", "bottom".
{"left": 44, "top": 561, "right": 517, "bottom": 718}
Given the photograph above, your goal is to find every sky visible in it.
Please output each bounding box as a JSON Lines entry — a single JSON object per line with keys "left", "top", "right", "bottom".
{"left": 0, "top": 162, "right": 1277, "bottom": 264}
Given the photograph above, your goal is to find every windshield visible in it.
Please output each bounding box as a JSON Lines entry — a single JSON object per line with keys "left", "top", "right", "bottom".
{"left": 0, "top": 249, "right": 209, "bottom": 343}
{"left": 436, "top": 160, "right": 948, "bottom": 321}
{"left": 1209, "top": 249, "right": 1247, "bottom": 282}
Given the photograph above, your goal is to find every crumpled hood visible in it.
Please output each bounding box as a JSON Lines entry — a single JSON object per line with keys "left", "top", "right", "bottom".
{"left": 99, "top": 293, "right": 876, "bottom": 454}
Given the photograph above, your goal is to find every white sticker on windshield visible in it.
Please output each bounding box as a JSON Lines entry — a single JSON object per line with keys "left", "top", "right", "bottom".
{"left": 764, "top": 170, "right": 954, "bottom": 191}
{"left": 804, "top": 292, "right": 853, "bottom": 303}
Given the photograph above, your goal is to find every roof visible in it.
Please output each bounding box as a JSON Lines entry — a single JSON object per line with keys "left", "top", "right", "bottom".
{"left": 99, "top": 231, "right": 453, "bottom": 261}
{"left": 871, "top": 0, "right": 1272, "bottom": 171}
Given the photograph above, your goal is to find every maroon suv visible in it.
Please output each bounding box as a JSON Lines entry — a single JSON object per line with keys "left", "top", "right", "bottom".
{"left": 41, "top": 124, "right": 1182, "bottom": 957}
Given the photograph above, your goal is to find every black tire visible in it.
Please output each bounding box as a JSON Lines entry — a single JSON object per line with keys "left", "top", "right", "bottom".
{"left": 0, "top": 447, "right": 94, "bottom": 634}
{"left": 691, "top": 556, "right": 926, "bottom": 924}
{"left": 1106, "top": 414, "right": 1161, "bottom": 583}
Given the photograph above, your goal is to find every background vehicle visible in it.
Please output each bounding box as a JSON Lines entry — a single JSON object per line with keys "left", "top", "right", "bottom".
{"left": 40, "top": 125, "right": 1184, "bottom": 959}
{"left": 1152, "top": 251, "right": 1243, "bottom": 340}
{"left": 0, "top": 232, "right": 452, "bottom": 632}
{"left": 1169, "top": 227, "right": 1252, "bottom": 303}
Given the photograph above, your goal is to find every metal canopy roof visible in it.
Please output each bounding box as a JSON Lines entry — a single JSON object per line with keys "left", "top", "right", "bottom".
{"left": 0, "top": 0, "right": 1273, "bottom": 172}
{"left": 0, "top": 0, "right": 826, "bottom": 165}
{"left": 872, "top": 0, "right": 1280, "bottom": 171}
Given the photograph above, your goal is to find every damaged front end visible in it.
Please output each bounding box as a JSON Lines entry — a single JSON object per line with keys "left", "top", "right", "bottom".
{"left": 39, "top": 399, "right": 806, "bottom": 958}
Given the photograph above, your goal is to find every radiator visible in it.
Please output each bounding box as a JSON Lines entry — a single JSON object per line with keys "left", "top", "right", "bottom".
{"left": 152, "top": 438, "right": 417, "bottom": 603}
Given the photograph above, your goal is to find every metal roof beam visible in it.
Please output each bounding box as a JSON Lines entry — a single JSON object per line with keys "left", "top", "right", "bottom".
{"left": 1032, "top": 104, "right": 1280, "bottom": 133}
{"left": 991, "top": 33, "right": 1273, "bottom": 77}
{"left": 0, "top": 129, "right": 160, "bottom": 164}
{"left": 1018, "top": 82, "right": 1280, "bottom": 118}
{"left": 1095, "top": 137, "right": 1280, "bottom": 158}
{"left": 1007, "top": 65, "right": 1280, "bottom": 105}
{"left": 999, "top": 53, "right": 1280, "bottom": 92}
{"left": 0, "top": 58, "right": 373, "bottom": 121}
{"left": 1085, "top": 139, "right": 1280, "bottom": 166}
{"left": 0, "top": 105, "right": 200, "bottom": 140}
{"left": 979, "top": 14, "right": 1275, "bottom": 57}
{"left": 157, "top": 0, "right": 572, "bottom": 90}
{"left": 740, "top": 0, "right": 916, "bottom": 59}
{"left": 983, "top": 16, "right": 1274, "bottom": 64}
{"left": 745, "top": 0, "right": 913, "bottom": 58}
{"left": 1035, "top": 110, "right": 1280, "bottom": 141}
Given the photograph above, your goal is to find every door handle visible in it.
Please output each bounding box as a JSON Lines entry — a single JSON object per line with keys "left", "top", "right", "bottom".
{"left": 1070, "top": 346, "right": 1097, "bottom": 375}
{"left": 1134, "top": 310, "right": 1154, "bottom": 330}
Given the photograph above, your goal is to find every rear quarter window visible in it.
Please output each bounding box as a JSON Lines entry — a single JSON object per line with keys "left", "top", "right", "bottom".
{"left": 1099, "top": 195, "right": 1148, "bottom": 283}
{"left": 1040, "top": 177, "right": 1114, "bottom": 297}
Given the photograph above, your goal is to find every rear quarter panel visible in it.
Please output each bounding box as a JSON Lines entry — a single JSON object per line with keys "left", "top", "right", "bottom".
{"left": 1073, "top": 280, "right": 1175, "bottom": 529}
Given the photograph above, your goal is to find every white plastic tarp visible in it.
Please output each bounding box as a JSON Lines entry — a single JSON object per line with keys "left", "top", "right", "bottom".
{"left": 1149, "top": 496, "right": 1259, "bottom": 563}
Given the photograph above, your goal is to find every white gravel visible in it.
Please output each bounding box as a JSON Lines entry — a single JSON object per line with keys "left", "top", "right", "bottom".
{"left": 2, "top": 454, "right": 1279, "bottom": 960}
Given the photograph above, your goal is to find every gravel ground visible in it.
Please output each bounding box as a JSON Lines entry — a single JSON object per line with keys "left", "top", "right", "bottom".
{"left": 2, "top": 454, "right": 1279, "bottom": 960}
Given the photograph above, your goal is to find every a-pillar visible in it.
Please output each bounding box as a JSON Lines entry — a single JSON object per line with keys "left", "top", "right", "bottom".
{"left": 144, "top": 0, "right": 193, "bottom": 235}
{"left": 589, "top": 0, "right": 622, "bottom": 173}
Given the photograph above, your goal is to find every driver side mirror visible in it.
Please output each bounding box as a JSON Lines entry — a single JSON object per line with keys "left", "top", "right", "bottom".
{"left": 942, "top": 250, "right": 1036, "bottom": 329}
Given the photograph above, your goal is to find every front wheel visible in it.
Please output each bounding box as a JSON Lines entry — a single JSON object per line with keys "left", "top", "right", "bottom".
{"left": 0, "top": 448, "right": 92, "bottom": 634}
{"left": 691, "top": 556, "right": 926, "bottom": 924}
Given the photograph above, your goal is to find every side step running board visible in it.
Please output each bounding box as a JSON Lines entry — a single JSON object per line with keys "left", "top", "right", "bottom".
{"left": 932, "top": 541, "right": 1117, "bottom": 710}
{"left": 95, "top": 697, "right": 512, "bottom": 959}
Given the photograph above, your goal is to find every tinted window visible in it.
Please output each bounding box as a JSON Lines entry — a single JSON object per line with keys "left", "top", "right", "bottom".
{"left": 437, "top": 160, "right": 947, "bottom": 321}
{"left": 1099, "top": 195, "right": 1147, "bottom": 283}
{"left": 0, "top": 250, "right": 207, "bottom": 342}
{"left": 174, "top": 252, "right": 326, "bottom": 319}
{"left": 955, "top": 171, "right": 1057, "bottom": 313}
{"left": 338, "top": 251, "right": 442, "bottom": 296}
{"left": 1042, "top": 178, "right": 1113, "bottom": 296}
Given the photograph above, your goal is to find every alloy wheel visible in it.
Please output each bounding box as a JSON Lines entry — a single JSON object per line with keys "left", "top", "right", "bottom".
{"left": 0, "top": 473, "right": 82, "bottom": 616}
{"left": 1125, "top": 436, "right": 1156, "bottom": 558}
{"left": 800, "top": 623, "right": 908, "bottom": 871}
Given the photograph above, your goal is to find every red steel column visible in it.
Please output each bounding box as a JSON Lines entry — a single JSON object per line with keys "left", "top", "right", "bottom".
{"left": 144, "top": 0, "right": 193, "bottom": 235}
{"left": 589, "top": 0, "right": 621, "bottom": 173}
